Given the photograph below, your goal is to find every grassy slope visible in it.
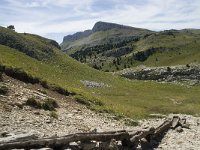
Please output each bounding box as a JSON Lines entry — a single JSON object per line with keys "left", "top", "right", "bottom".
{"left": 100, "top": 30, "right": 200, "bottom": 71}
{"left": 1, "top": 29, "right": 200, "bottom": 119}
{"left": 133, "top": 30, "right": 200, "bottom": 66}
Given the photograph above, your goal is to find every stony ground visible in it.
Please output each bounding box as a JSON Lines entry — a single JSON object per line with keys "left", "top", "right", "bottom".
{"left": 0, "top": 75, "right": 140, "bottom": 138}
{"left": 1, "top": 75, "right": 200, "bottom": 149}
{"left": 155, "top": 114, "right": 200, "bottom": 150}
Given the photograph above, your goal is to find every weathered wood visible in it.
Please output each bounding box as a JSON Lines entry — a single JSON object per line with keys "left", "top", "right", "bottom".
{"left": 130, "top": 127, "right": 155, "bottom": 148}
{"left": 153, "top": 119, "right": 172, "bottom": 137}
{"left": 171, "top": 116, "right": 180, "bottom": 129}
{"left": 0, "top": 116, "right": 186, "bottom": 150}
{"left": 0, "top": 131, "right": 130, "bottom": 150}
{"left": 0, "top": 133, "right": 38, "bottom": 144}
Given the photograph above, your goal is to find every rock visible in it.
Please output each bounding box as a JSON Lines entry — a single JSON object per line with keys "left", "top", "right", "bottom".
{"left": 45, "top": 120, "right": 52, "bottom": 124}
{"left": 179, "top": 118, "right": 186, "bottom": 126}
{"left": 182, "top": 123, "right": 190, "bottom": 129}
{"left": 109, "top": 139, "right": 119, "bottom": 150}
{"left": 80, "top": 80, "right": 110, "bottom": 88}
{"left": 89, "top": 128, "right": 97, "bottom": 133}
{"left": 175, "top": 126, "right": 183, "bottom": 133}
{"left": 34, "top": 111, "right": 40, "bottom": 115}
{"left": 117, "top": 64, "right": 200, "bottom": 86}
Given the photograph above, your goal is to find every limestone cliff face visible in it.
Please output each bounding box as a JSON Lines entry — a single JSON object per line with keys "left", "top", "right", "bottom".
{"left": 63, "top": 30, "right": 92, "bottom": 42}
{"left": 92, "top": 21, "right": 132, "bottom": 32}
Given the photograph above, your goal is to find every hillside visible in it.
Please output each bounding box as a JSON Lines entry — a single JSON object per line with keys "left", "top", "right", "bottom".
{"left": 1, "top": 26, "right": 200, "bottom": 119}
{"left": 61, "top": 22, "right": 200, "bottom": 72}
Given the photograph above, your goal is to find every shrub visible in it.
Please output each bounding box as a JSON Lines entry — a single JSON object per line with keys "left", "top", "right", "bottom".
{"left": 38, "top": 89, "right": 47, "bottom": 95}
{"left": 42, "top": 99, "right": 58, "bottom": 111}
{"left": 167, "top": 66, "right": 171, "bottom": 72}
{"left": 26, "top": 97, "right": 41, "bottom": 108}
{"left": 53, "top": 86, "right": 70, "bottom": 96}
{"left": 75, "top": 95, "right": 91, "bottom": 106}
{"left": 124, "top": 118, "right": 139, "bottom": 126}
{"left": 26, "top": 98, "right": 58, "bottom": 111}
{"left": 0, "top": 72, "right": 2, "bottom": 81}
{"left": 74, "top": 95, "right": 103, "bottom": 107}
{"left": 0, "top": 85, "right": 9, "bottom": 95}
{"left": 49, "top": 111, "right": 58, "bottom": 119}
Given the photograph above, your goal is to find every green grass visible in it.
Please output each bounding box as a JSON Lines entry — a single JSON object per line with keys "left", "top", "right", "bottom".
{"left": 1, "top": 28, "right": 200, "bottom": 119}
{"left": 1, "top": 44, "right": 200, "bottom": 119}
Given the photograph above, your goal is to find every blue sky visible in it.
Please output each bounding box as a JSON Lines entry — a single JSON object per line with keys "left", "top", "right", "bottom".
{"left": 0, "top": 0, "right": 200, "bottom": 43}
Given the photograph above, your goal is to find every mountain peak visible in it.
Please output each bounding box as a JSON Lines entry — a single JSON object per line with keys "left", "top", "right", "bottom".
{"left": 92, "top": 21, "right": 132, "bottom": 32}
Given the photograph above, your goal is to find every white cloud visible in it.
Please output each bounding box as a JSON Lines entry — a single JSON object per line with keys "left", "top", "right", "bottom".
{"left": 1, "top": 0, "right": 200, "bottom": 42}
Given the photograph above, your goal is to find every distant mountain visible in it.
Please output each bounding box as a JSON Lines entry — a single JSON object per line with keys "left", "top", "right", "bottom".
{"left": 61, "top": 22, "right": 200, "bottom": 72}
{"left": 92, "top": 21, "right": 134, "bottom": 32}
{"left": 61, "top": 21, "right": 153, "bottom": 54}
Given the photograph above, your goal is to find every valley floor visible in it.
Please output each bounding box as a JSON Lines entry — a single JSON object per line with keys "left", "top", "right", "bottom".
{"left": 0, "top": 75, "right": 200, "bottom": 149}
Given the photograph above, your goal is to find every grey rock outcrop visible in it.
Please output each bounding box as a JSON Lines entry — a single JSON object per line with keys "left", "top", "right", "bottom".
{"left": 117, "top": 64, "right": 200, "bottom": 85}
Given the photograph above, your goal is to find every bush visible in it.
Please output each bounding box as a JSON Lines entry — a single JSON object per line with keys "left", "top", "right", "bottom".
{"left": 0, "top": 85, "right": 9, "bottom": 95}
{"left": 49, "top": 111, "right": 58, "bottom": 119}
{"left": 186, "top": 64, "right": 190, "bottom": 68}
{"left": 0, "top": 72, "right": 2, "bottom": 81}
{"left": 42, "top": 99, "right": 58, "bottom": 111}
{"left": 124, "top": 118, "right": 139, "bottom": 126}
{"left": 75, "top": 95, "right": 91, "bottom": 106}
{"left": 26, "top": 97, "right": 41, "bottom": 108}
{"left": 26, "top": 98, "right": 58, "bottom": 111}
{"left": 74, "top": 95, "right": 103, "bottom": 107}
{"left": 167, "top": 66, "right": 171, "bottom": 72}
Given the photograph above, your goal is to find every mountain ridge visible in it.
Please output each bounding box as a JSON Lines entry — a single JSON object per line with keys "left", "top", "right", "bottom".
{"left": 62, "top": 21, "right": 150, "bottom": 43}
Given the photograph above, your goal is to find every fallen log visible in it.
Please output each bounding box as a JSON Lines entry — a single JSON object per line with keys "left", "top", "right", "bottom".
{"left": 0, "top": 132, "right": 38, "bottom": 144}
{"left": 0, "top": 131, "right": 130, "bottom": 150}
{"left": 153, "top": 119, "right": 172, "bottom": 138}
{"left": 0, "top": 116, "right": 186, "bottom": 150}
{"left": 129, "top": 127, "right": 155, "bottom": 148}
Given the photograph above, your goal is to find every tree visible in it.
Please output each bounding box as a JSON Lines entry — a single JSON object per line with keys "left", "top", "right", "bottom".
{"left": 7, "top": 25, "right": 15, "bottom": 31}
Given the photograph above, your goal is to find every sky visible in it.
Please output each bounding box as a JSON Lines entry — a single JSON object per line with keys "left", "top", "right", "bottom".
{"left": 0, "top": 0, "right": 200, "bottom": 43}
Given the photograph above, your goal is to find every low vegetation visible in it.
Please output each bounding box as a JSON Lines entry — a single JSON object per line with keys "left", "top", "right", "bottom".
{"left": 0, "top": 84, "right": 9, "bottom": 95}
{"left": 49, "top": 111, "right": 58, "bottom": 119}
{"left": 0, "top": 72, "right": 2, "bottom": 81}
{"left": 26, "top": 97, "right": 58, "bottom": 111}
